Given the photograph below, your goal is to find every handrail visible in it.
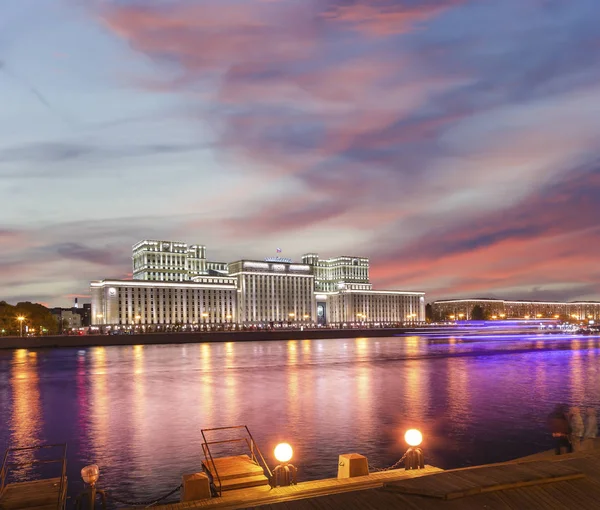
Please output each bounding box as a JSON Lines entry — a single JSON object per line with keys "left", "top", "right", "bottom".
{"left": 202, "top": 425, "right": 248, "bottom": 432}
{"left": 200, "top": 425, "right": 274, "bottom": 495}
{"left": 201, "top": 430, "right": 223, "bottom": 497}
{"left": 202, "top": 438, "right": 247, "bottom": 447}
{"left": 0, "top": 443, "right": 67, "bottom": 510}
{"left": 245, "top": 426, "right": 273, "bottom": 480}
{"left": 56, "top": 443, "right": 67, "bottom": 510}
{"left": 1, "top": 448, "right": 8, "bottom": 493}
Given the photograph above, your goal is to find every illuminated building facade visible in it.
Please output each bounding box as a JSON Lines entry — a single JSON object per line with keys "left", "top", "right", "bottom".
{"left": 91, "top": 240, "right": 426, "bottom": 327}
{"left": 322, "top": 290, "right": 425, "bottom": 326}
{"left": 228, "top": 260, "right": 315, "bottom": 325}
{"left": 132, "top": 240, "right": 228, "bottom": 282}
{"left": 91, "top": 277, "right": 237, "bottom": 327}
{"left": 301, "top": 254, "right": 371, "bottom": 292}
{"left": 433, "top": 299, "right": 600, "bottom": 321}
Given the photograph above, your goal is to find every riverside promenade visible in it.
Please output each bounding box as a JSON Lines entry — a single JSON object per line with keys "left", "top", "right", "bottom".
{"left": 155, "top": 440, "right": 600, "bottom": 510}
{"left": 0, "top": 327, "right": 422, "bottom": 350}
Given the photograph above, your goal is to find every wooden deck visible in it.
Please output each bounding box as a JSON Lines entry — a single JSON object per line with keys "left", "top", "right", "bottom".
{"left": 249, "top": 447, "right": 600, "bottom": 509}
{"left": 0, "top": 477, "right": 63, "bottom": 510}
{"left": 155, "top": 465, "right": 442, "bottom": 510}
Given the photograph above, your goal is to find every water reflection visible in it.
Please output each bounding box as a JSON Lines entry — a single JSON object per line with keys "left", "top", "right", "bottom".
{"left": 200, "top": 343, "right": 213, "bottom": 425}
{"left": 10, "top": 349, "right": 41, "bottom": 477}
{"left": 2, "top": 334, "right": 600, "bottom": 500}
{"left": 569, "top": 340, "right": 585, "bottom": 404}
{"left": 132, "top": 346, "right": 146, "bottom": 465}
{"left": 223, "top": 342, "right": 238, "bottom": 425}
{"left": 90, "top": 347, "right": 109, "bottom": 458}
{"left": 446, "top": 358, "right": 470, "bottom": 431}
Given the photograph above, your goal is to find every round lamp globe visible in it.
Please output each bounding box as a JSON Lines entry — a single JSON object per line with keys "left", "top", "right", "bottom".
{"left": 81, "top": 464, "right": 100, "bottom": 485}
{"left": 274, "top": 443, "right": 293, "bottom": 463}
{"left": 404, "top": 429, "right": 423, "bottom": 447}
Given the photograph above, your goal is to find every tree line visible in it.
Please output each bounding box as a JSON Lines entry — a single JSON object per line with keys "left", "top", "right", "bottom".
{"left": 0, "top": 301, "right": 59, "bottom": 336}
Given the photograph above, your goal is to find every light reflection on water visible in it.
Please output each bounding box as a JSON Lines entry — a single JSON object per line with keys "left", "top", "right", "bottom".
{"left": 0, "top": 334, "right": 599, "bottom": 502}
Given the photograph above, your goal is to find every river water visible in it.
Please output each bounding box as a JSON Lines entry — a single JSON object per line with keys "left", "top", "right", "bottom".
{"left": 1, "top": 334, "right": 599, "bottom": 503}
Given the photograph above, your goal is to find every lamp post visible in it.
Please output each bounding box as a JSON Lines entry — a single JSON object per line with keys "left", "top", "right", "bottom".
{"left": 75, "top": 464, "right": 106, "bottom": 510}
{"left": 404, "top": 429, "right": 424, "bottom": 470}
{"left": 272, "top": 443, "right": 297, "bottom": 487}
{"left": 17, "top": 316, "right": 25, "bottom": 337}
{"left": 202, "top": 312, "right": 209, "bottom": 330}
{"left": 288, "top": 312, "right": 295, "bottom": 328}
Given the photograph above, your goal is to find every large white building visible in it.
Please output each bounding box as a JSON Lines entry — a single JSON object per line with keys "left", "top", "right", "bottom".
{"left": 91, "top": 240, "right": 425, "bottom": 329}
{"left": 228, "top": 260, "right": 315, "bottom": 326}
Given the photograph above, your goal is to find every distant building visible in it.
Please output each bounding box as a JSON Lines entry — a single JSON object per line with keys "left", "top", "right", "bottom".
{"left": 432, "top": 298, "right": 600, "bottom": 321}
{"left": 90, "top": 240, "right": 425, "bottom": 329}
{"left": 51, "top": 299, "right": 92, "bottom": 331}
{"left": 51, "top": 308, "right": 82, "bottom": 330}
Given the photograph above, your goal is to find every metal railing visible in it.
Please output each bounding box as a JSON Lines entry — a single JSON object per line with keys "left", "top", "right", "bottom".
{"left": 201, "top": 425, "right": 273, "bottom": 497}
{"left": 0, "top": 443, "right": 67, "bottom": 510}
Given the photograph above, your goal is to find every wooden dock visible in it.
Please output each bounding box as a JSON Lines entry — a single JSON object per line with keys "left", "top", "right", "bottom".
{"left": 0, "top": 478, "right": 64, "bottom": 510}
{"left": 248, "top": 447, "right": 600, "bottom": 509}
{"left": 154, "top": 437, "right": 600, "bottom": 510}
{"left": 155, "top": 465, "right": 442, "bottom": 510}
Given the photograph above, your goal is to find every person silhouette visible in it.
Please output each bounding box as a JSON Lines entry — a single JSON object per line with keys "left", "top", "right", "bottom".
{"left": 547, "top": 404, "right": 571, "bottom": 455}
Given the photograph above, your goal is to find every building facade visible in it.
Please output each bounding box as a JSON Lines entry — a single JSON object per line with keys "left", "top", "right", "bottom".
{"left": 228, "top": 260, "right": 315, "bottom": 326}
{"left": 132, "top": 240, "right": 228, "bottom": 281}
{"left": 322, "top": 290, "right": 425, "bottom": 326}
{"left": 301, "top": 254, "right": 371, "bottom": 292}
{"left": 433, "top": 299, "right": 600, "bottom": 321}
{"left": 91, "top": 277, "right": 237, "bottom": 328}
{"left": 91, "top": 240, "right": 426, "bottom": 328}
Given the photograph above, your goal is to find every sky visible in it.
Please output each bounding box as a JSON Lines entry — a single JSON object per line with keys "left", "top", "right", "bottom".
{"left": 1, "top": 0, "right": 600, "bottom": 307}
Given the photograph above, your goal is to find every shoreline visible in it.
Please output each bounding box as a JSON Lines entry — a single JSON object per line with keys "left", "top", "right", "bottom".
{"left": 0, "top": 327, "right": 423, "bottom": 350}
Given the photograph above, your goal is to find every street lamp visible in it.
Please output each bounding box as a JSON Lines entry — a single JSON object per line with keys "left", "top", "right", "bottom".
{"left": 404, "top": 429, "right": 424, "bottom": 470}
{"left": 76, "top": 465, "right": 106, "bottom": 510}
{"left": 202, "top": 312, "right": 209, "bottom": 330}
{"left": 17, "top": 316, "right": 25, "bottom": 337}
{"left": 272, "top": 443, "right": 297, "bottom": 487}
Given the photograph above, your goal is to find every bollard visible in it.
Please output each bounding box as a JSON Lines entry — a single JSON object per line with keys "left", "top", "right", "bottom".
{"left": 181, "top": 472, "right": 211, "bottom": 501}
{"left": 337, "top": 453, "right": 369, "bottom": 479}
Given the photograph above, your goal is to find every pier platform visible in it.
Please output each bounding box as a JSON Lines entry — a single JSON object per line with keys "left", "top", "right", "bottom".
{"left": 0, "top": 478, "right": 64, "bottom": 510}
{"left": 156, "top": 438, "right": 600, "bottom": 510}
{"left": 155, "top": 465, "right": 442, "bottom": 510}
{"left": 248, "top": 445, "right": 600, "bottom": 509}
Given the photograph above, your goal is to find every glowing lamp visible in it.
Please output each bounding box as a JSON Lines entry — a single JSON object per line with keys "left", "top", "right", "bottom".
{"left": 274, "top": 443, "right": 293, "bottom": 463}
{"left": 81, "top": 464, "right": 100, "bottom": 486}
{"left": 404, "top": 429, "right": 423, "bottom": 447}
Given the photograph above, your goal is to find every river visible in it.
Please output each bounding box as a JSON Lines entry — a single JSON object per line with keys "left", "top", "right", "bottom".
{"left": 1, "top": 333, "right": 599, "bottom": 504}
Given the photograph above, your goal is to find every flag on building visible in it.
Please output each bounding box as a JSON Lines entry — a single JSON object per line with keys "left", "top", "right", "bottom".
{"left": 276, "top": 248, "right": 282, "bottom": 253}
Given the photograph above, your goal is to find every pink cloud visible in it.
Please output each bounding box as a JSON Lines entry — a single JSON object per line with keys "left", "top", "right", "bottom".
{"left": 322, "top": 1, "right": 467, "bottom": 36}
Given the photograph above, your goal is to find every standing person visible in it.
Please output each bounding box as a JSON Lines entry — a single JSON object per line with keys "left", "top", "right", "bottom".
{"left": 583, "top": 407, "right": 598, "bottom": 450}
{"left": 547, "top": 404, "right": 571, "bottom": 455}
{"left": 569, "top": 407, "right": 584, "bottom": 452}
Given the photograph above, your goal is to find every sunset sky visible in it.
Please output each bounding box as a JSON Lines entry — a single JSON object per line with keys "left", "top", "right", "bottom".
{"left": 2, "top": 0, "right": 600, "bottom": 307}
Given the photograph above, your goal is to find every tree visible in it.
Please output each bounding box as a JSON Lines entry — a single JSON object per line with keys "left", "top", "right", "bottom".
{"left": 471, "top": 305, "right": 488, "bottom": 321}
{"left": 0, "top": 301, "right": 59, "bottom": 336}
